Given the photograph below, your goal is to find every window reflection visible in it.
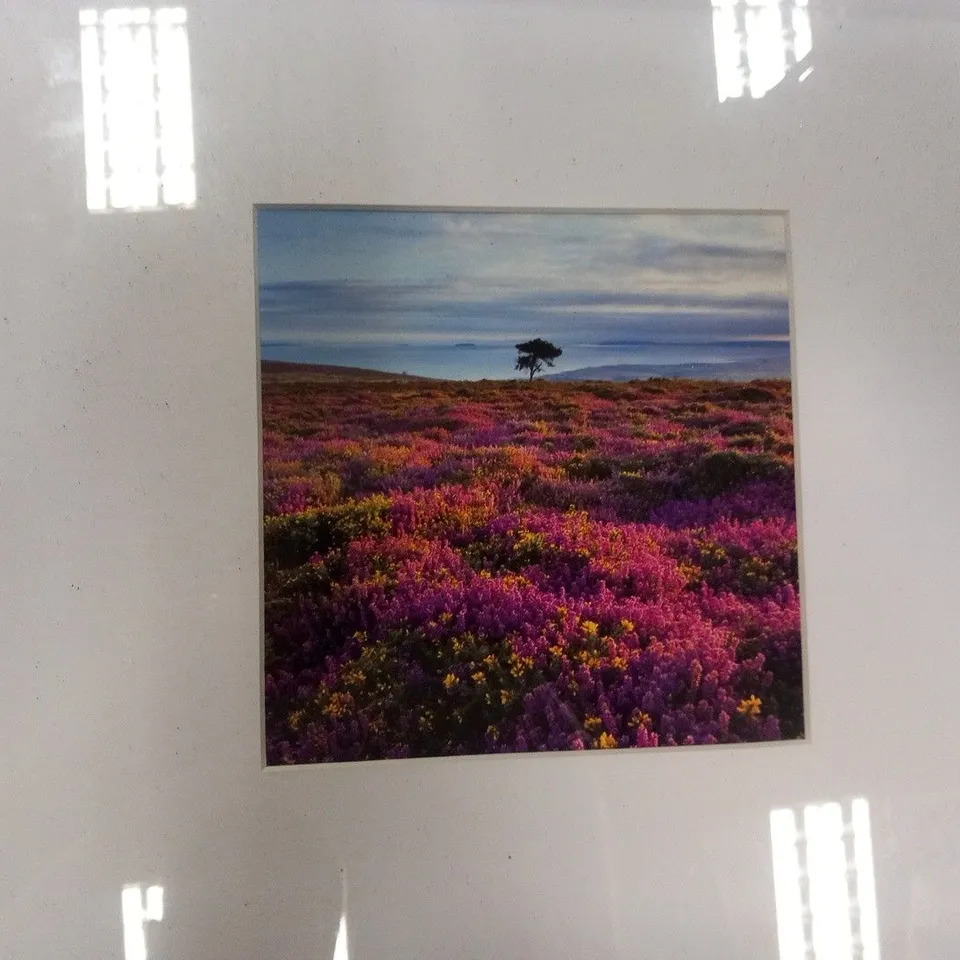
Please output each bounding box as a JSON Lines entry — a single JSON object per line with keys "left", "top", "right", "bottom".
{"left": 79, "top": 7, "right": 196, "bottom": 211}
{"left": 770, "top": 799, "right": 880, "bottom": 960}
{"left": 121, "top": 884, "right": 163, "bottom": 960}
{"left": 712, "top": 0, "right": 812, "bottom": 101}
{"left": 332, "top": 912, "right": 349, "bottom": 960}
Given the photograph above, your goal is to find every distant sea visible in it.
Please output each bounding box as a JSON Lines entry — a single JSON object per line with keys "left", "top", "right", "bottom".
{"left": 260, "top": 338, "right": 791, "bottom": 381}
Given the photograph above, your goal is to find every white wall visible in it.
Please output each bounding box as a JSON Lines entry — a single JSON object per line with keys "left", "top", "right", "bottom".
{"left": 3, "top": 1, "right": 960, "bottom": 957}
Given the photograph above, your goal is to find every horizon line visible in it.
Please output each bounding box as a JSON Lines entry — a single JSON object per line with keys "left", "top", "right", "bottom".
{"left": 260, "top": 358, "right": 791, "bottom": 385}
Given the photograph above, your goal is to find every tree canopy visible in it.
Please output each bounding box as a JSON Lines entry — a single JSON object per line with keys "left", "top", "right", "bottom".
{"left": 515, "top": 338, "right": 563, "bottom": 381}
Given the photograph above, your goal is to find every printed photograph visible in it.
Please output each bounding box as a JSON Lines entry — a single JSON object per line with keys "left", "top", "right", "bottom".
{"left": 258, "top": 207, "right": 803, "bottom": 764}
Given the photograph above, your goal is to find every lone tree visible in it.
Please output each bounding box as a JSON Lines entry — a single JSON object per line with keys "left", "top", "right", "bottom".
{"left": 515, "top": 338, "right": 562, "bottom": 381}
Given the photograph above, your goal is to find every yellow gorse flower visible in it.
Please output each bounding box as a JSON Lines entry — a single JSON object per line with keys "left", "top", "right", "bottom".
{"left": 598, "top": 732, "right": 618, "bottom": 749}
{"left": 737, "top": 695, "right": 762, "bottom": 717}
{"left": 629, "top": 711, "right": 652, "bottom": 729}
{"left": 323, "top": 692, "right": 353, "bottom": 719}
{"left": 509, "top": 653, "right": 535, "bottom": 678}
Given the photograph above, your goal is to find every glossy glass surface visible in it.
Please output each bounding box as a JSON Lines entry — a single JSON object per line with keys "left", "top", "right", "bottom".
{"left": 3, "top": 1, "right": 960, "bottom": 957}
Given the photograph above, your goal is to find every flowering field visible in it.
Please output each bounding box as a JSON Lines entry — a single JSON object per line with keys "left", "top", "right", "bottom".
{"left": 262, "top": 366, "right": 803, "bottom": 764}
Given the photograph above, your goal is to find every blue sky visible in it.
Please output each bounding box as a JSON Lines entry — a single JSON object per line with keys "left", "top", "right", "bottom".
{"left": 257, "top": 208, "right": 791, "bottom": 378}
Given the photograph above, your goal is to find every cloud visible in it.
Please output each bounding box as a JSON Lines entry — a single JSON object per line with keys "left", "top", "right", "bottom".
{"left": 257, "top": 210, "right": 792, "bottom": 346}
{"left": 259, "top": 280, "right": 789, "bottom": 347}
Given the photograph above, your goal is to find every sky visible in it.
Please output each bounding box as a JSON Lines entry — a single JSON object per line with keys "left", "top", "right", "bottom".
{"left": 257, "top": 208, "right": 792, "bottom": 380}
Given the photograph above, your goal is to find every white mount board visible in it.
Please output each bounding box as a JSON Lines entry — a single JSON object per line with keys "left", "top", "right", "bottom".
{"left": 2, "top": 1, "right": 960, "bottom": 958}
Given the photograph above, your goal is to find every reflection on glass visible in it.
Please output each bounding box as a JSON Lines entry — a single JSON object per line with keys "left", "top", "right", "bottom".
{"left": 851, "top": 799, "right": 880, "bottom": 960}
{"left": 806, "top": 803, "right": 854, "bottom": 959}
{"left": 712, "top": 0, "right": 812, "bottom": 101}
{"left": 79, "top": 7, "right": 196, "bottom": 211}
{"left": 332, "top": 912, "right": 349, "bottom": 960}
{"left": 770, "top": 799, "right": 880, "bottom": 960}
{"left": 121, "top": 884, "right": 163, "bottom": 960}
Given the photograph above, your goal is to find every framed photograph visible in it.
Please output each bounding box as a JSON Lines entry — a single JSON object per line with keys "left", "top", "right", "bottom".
{"left": 17, "top": 0, "right": 960, "bottom": 954}
{"left": 257, "top": 206, "right": 803, "bottom": 765}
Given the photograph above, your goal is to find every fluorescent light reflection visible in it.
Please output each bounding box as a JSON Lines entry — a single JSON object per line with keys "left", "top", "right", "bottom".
{"left": 712, "top": 0, "right": 812, "bottom": 101}
{"left": 851, "top": 799, "right": 881, "bottom": 960}
{"left": 770, "top": 809, "right": 805, "bottom": 960}
{"left": 79, "top": 8, "right": 196, "bottom": 211}
{"left": 332, "top": 912, "right": 350, "bottom": 960}
{"left": 770, "top": 799, "right": 880, "bottom": 960}
{"left": 121, "top": 884, "right": 164, "bottom": 960}
{"left": 806, "top": 803, "right": 853, "bottom": 960}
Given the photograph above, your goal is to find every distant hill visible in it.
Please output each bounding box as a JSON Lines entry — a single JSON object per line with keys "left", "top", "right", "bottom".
{"left": 260, "top": 359, "right": 791, "bottom": 384}
{"left": 547, "top": 357, "right": 791, "bottom": 382}
{"left": 261, "top": 360, "right": 434, "bottom": 381}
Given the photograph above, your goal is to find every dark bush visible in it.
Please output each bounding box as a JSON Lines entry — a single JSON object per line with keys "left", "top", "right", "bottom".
{"left": 565, "top": 455, "right": 614, "bottom": 481}
{"left": 717, "top": 420, "right": 767, "bottom": 438}
{"left": 686, "top": 451, "right": 789, "bottom": 498}
{"left": 738, "top": 386, "right": 778, "bottom": 403}
{"left": 264, "top": 495, "right": 392, "bottom": 567}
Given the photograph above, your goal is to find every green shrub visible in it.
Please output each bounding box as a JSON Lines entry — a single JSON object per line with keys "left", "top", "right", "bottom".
{"left": 686, "top": 450, "right": 789, "bottom": 498}
{"left": 739, "top": 386, "right": 777, "bottom": 403}
{"left": 513, "top": 531, "right": 548, "bottom": 566}
{"left": 717, "top": 420, "right": 767, "bottom": 438}
{"left": 586, "top": 384, "right": 622, "bottom": 400}
{"left": 307, "top": 470, "right": 343, "bottom": 505}
{"left": 565, "top": 455, "right": 614, "bottom": 481}
{"left": 617, "top": 469, "right": 648, "bottom": 495}
{"left": 264, "top": 495, "right": 392, "bottom": 567}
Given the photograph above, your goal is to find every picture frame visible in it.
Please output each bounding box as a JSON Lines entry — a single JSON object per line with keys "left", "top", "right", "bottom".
{"left": 256, "top": 204, "right": 804, "bottom": 766}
